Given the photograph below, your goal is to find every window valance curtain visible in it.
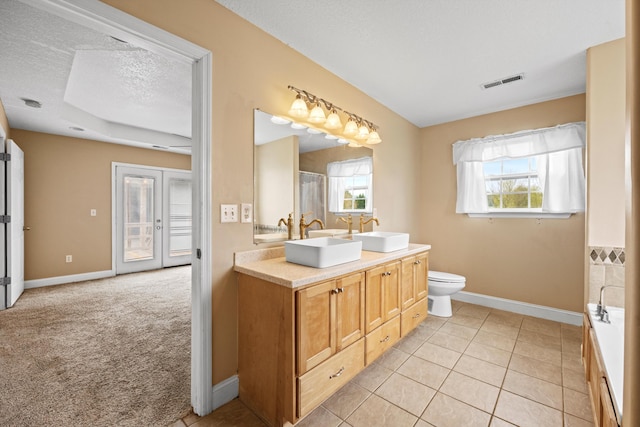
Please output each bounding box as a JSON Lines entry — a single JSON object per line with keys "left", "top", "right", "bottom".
{"left": 327, "top": 157, "right": 373, "bottom": 177}
{"left": 453, "top": 122, "right": 586, "bottom": 214}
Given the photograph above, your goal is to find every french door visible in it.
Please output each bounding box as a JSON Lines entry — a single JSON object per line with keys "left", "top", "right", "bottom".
{"left": 115, "top": 165, "right": 191, "bottom": 275}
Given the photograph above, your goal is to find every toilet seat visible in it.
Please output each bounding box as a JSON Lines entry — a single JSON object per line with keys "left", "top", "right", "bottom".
{"left": 428, "top": 270, "right": 465, "bottom": 283}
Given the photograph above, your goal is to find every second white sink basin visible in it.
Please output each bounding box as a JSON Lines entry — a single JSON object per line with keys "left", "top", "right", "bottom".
{"left": 352, "top": 231, "right": 410, "bottom": 252}
{"left": 285, "top": 237, "right": 362, "bottom": 268}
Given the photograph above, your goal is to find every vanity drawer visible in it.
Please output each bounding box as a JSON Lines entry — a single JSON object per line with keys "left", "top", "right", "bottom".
{"left": 365, "top": 315, "right": 400, "bottom": 365}
{"left": 297, "top": 338, "right": 364, "bottom": 418}
{"left": 401, "top": 298, "right": 428, "bottom": 337}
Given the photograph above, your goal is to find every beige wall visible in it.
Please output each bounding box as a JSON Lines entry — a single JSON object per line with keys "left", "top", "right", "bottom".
{"left": 11, "top": 129, "right": 190, "bottom": 280}
{"left": 255, "top": 136, "right": 298, "bottom": 228}
{"left": 419, "top": 95, "right": 586, "bottom": 312}
{"left": 587, "top": 39, "right": 626, "bottom": 248}
{"left": 585, "top": 38, "right": 627, "bottom": 307}
{"left": 101, "top": 0, "right": 422, "bottom": 385}
{"left": 0, "top": 98, "right": 9, "bottom": 138}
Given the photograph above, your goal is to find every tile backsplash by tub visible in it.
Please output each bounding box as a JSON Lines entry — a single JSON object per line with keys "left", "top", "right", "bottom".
{"left": 588, "top": 246, "right": 625, "bottom": 307}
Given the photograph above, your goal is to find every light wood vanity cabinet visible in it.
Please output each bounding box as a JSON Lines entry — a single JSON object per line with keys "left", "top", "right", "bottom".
{"left": 583, "top": 313, "right": 620, "bottom": 427}
{"left": 297, "top": 273, "right": 365, "bottom": 375}
{"left": 401, "top": 253, "right": 428, "bottom": 311}
{"left": 365, "top": 261, "right": 401, "bottom": 333}
{"left": 236, "top": 247, "right": 430, "bottom": 427}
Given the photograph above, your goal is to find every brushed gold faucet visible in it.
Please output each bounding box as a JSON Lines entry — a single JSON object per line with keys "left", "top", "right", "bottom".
{"left": 300, "top": 213, "right": 325, "bottom": 239}
{"left": 336, "top": 213, "right": 353, "bottom": 234}
{"left": 359, "top": 214, "right": 379, "bottom": 233}
{"left": 277, "top": 212, "right": 294, "bottom": 240}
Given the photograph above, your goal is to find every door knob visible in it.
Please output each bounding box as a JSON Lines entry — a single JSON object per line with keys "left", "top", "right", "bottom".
{"left": 23, "top": 226, "right": 31, "bottom": 231}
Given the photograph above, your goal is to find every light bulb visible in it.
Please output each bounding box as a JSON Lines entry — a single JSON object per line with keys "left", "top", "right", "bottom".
{"left": 308, "top": 103, "right": 326, "bottom": 123}
{"left": 366, "top": 130, "right": 382, "bottom": 144}
{"left": 288, "top": 95, "right": 309, "bottom": 118}
{"left": 343, "top": 119, "right": 358, "bottom": 136}
{"left": 355, "top": 124, "right": 370, "bottom": 140}
{"left": 324, "top": 109, "right": 342, "bottom": 129}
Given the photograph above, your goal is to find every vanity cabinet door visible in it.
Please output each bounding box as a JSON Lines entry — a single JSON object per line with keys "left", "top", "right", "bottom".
{"left": 297, "top": 280, "right": 337, "bottom": 375}
{"left": 365, "top": 261, "right": 401, "bottom": 334}
{"left": 414, "top": 253, "right": 428, "bottom": 301}
{"left": 336, "top": 272, "right": 365, "bottom": 351}
{"left": 600, "top": 378, "right": 619, "bottom": 427}
{"left": 401, "top": 253, "right": 429, "bottom": 311}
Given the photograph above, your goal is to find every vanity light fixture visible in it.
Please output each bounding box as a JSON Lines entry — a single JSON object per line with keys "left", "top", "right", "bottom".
{"left": 343, "top": 118, "right": 358, "bottom": 136}
{"left": 288, "top": 94, "right": 309, "bottom": 118}
{"left": 324, "top": 109, "right": 342, "bottom": 129}
{"left": 287, "top": 85, "right": 382, "bottom": 145}
{"left": 355, "top": 122, "right": 370, "bottom": 140}
{"left": 308, "top": 103, "right": 326, "bottom": 123}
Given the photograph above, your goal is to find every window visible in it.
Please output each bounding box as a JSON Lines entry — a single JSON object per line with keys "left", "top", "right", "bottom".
{"left": 327, "top": 157, "right": 373, "bottom": 213}
{"left": 453, "top": 122, "right": 586, "bottom": 216}
{"left": 484, "top": 157, "right": 542, "bottom": 210}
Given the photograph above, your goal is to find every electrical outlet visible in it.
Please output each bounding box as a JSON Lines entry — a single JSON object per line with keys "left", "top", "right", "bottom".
{"left": 241, "top": 203, "right": 252, "bottom": 223}
{"left": 221, "top": 204, "right": 238, "bottom": 223}
{"left": 65, "top": 255, "right": 72, "bottom": 263}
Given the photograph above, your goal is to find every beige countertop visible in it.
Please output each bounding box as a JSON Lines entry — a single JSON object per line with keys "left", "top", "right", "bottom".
{"left": 234, "top": 243, "right": 431, "bottom": 289}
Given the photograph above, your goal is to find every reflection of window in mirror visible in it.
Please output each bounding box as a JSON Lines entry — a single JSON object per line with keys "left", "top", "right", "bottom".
{"left": 327, "top": 157, "right": 373, "bottom": 214}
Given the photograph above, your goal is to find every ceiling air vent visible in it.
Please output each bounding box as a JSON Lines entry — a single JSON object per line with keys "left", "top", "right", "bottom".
{"left": 481, "top": 73, "right": 525, "bottom": 90}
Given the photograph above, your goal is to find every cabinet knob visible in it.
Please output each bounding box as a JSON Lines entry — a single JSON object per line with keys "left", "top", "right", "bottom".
{"left": 329, "top": 367, "right": 345, "bottom": 379}
{"left": 412, "top": 313, "right": 421, "bottom": 319}
{"left": 331, "top": 289, "right": 339, "bottom": 295}
{"left": 380, "top": 335, "right": 390, "bottom": 343}
{"left": 414, "top": 260, "right": 421, "bottom": 265}
{"left": 338, "top": 287, "right": 344, "bottom": 293}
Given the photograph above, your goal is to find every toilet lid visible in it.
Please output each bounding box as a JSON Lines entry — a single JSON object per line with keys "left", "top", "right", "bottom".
{"left": 428, "top": 270, "right": 466, "bottom": 283}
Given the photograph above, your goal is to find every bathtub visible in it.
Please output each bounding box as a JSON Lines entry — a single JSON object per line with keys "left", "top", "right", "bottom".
{"left": 587, "top": 303, "right": 624, "bottom": 417}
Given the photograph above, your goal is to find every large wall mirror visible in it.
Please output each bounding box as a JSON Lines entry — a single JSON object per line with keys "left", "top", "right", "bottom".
{"left": 254, "top": 109, "right": 373, "bottom": 244}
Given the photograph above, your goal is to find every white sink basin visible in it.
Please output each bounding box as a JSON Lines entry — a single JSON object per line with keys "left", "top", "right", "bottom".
{"left": 285, "top": 237, "right": 362, "bottom": 268}
{"left": 307, "top": 229, "right": 358, "bottom": 238}
{"left": 352, "top": 231, "right": 410, "bottom": 252}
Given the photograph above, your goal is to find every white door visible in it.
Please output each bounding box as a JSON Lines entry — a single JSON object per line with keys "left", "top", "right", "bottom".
{"left": 115, "top": 165, "right": 192, "bottom": 274}
{"left": 5, "top": 139, "right": 25, "bottom": 308}
{"left": 116, "top": 166, "right": 163, "bottom": 274}
{"left": 162, "top": 170, "right": 192, "bottom": 267}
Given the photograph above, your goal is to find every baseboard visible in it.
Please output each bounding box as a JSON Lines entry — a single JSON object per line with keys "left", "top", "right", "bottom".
{"left": 211, "top": 375, "right": 239, "bottom": 411}
{"left": 24, "top": 270, "right": 115, "bottom": 289}
{"left": 452, "top": 291, "right": 583, "bottom": 326}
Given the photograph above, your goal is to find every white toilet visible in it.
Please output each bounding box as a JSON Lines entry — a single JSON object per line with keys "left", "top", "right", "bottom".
{"left": 428, "top": 270, "right": 466, "bottom": 317}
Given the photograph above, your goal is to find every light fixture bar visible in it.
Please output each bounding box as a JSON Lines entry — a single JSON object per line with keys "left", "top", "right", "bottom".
{"left": 287, "top": 85, "right": 380, "bottom": 134}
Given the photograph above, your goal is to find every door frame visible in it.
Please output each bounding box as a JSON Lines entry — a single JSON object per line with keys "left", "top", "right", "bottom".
{"left": 20, "top": 0, "right": 214, "bottom": 415}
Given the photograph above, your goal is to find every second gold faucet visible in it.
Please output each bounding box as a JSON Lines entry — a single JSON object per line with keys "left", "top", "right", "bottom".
{"left": 300, "top": 213, "right": 325, "bottom": 240}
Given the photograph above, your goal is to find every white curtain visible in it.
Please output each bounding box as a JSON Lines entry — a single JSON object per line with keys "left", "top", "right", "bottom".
{"left": 327, "top": 157, "right": 372, "bottom": 213}
{"left": 453, "top": 122, "right": 586, "bottom": 213}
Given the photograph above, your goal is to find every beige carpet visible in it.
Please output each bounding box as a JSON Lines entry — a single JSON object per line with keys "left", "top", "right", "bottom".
{"left": 0, "top": 266, "right": 192, "bottom": 427}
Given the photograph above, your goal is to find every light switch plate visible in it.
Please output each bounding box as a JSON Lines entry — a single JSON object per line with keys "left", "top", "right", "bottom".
{"left": 241, "top": 203, "right": 253, "bottom": 223}
{"left": 221, "top": 204, "right": 238, "bottom": 223}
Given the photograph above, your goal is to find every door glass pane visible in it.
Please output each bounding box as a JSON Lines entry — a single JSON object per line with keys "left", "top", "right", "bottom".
{"left": 124, "top": 175, "right": 155, "bottom": 262}
{"left": 168, "top": 178, "right": 192, "bottom": 257}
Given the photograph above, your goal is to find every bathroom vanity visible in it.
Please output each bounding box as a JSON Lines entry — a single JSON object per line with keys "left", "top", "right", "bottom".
{"left": 234, "top": 243, "right": 430, "bottom": 427}
{"left": 582, "top": 305, "right": 623, "bottom": 427}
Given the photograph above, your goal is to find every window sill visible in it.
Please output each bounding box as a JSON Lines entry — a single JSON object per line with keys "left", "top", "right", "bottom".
{"left": 467, "top": 211, "right": 574, "bottom": 219}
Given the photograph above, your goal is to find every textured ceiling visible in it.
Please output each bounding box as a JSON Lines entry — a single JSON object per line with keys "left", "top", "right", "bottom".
{"left": 0, "top": 1, "right": 191, "bottom": 153}
{"left": 215, "top": 0, "right": 625, "bottom": 127}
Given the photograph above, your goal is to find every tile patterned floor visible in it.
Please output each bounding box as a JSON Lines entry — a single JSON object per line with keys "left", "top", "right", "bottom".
{"left": 174, "top": 301, "right": 594, "bottom": 427}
